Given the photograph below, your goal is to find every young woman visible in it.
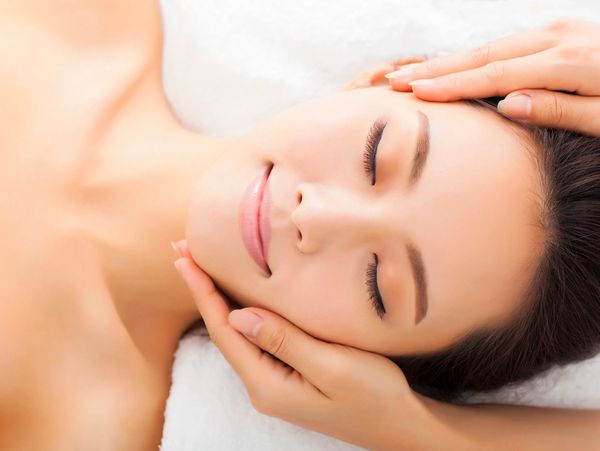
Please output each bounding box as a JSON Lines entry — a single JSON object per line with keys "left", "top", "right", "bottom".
{"left": 176, "top": 18, "right": 600, "bottom": 451}
{"left": 0, "top": 0, "right": 597, "bottom": 448}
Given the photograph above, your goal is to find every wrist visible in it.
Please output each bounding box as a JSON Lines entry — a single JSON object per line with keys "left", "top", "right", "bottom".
{"left": 403, "top": 392, "right": 481, "bottom": 451}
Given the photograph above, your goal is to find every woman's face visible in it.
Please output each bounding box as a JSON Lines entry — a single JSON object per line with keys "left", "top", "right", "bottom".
{"left": 186, "top": 86, "right": 545, "bottom": 356}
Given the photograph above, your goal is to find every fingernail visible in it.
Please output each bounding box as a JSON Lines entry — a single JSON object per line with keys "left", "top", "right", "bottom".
{"left": 171, "top": 241, "right": 182, "bottom": 258}
{"left": 498, "top": 93, "right": 532, "bottom": 119}
{"left": 229, "top": 310, "right": 263, "bottom": 338}
{"left": 505, "top": 91, "right": 525, "bottom": 99}
{"left": 174, "top": 258, "right": 185, "bottom": 275}
{"left": 385, "top": 66, "right": 415, "bottom": 82}
{"left": 408, "top": 78, "right": 437, "bottom": 89}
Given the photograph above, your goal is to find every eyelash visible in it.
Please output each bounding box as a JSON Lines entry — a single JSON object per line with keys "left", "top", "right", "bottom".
{"left": 366, "top": 254, "right": 385, "bottom": 319}
{"left": 363, "top": 119, "right": 386, "bottom": 318}
{"left": 362, "top": 119, "right": 386, "bottom": 185}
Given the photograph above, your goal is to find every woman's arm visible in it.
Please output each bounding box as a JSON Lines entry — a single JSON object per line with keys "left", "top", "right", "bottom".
{"left": 424, "top": 396, "right": 600, "bottom": 451}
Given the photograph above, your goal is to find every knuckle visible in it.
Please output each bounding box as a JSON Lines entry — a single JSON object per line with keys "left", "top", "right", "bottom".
{"left": 568, "top": 101, "right": 590, "bottom": 131}
{"left": 423, "top": 57, "right": 440, "bottom": 74}
{"left": 556, "top": 44, "right": 594, "bottom": 63}
{"left": 260, "top": 326, "right": 288, "bottom": 358}
{"left": 249, "top": 392, "right": 271, "bottom": 415}
{"left": 207, "top": 326, "right": 225, "bottom": 350}
{"left": 545, "top": 17, "right": 579, "bottom": 34}
{"left": 445, "top": 71, "right": 462, "bottom": 89}
{"left": 469, "top": 42, "right": 493, "bottom": 66}
{"left": 248, "top": 384, "right": 277, "bottom": 415}
{"left": 318, "top": 352, "right": 354, "bottom": 387}
{"left": 544, "top": 95, "right": 568, "bottom": 124}
{"left": 482, "top": 61, "right": 506, "bottom": 81}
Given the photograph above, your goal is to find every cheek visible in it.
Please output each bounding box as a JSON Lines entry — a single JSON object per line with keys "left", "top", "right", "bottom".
{"left": 256, "top": 258, "right": 372, "bottom": 347}
{"left": 185, "top": 153, "right": 256, "bottom": 288}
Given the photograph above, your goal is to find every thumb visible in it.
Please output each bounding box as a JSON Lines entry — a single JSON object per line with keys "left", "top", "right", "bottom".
{"left": 229, "top": 308, "right": 345, "bottom": 393}
{"left": 498, "top": 89, "right": 600, "bottom": 136}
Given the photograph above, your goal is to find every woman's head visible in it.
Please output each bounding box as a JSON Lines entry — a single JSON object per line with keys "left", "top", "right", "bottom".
{"left": 186, "top": 86, "right": 547, "bottom": 361}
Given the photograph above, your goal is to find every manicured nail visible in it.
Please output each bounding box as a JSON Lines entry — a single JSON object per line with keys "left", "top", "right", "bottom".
{"left": 174, "top": 258, "right": 185, "bottom": 275}
{"left": 498, "top": 93, "right": 532, "bottom": 119}
{"left": 505, "top": 91, "right": 525, "bottom": 99}
{"left": 229, "top": 310, "right": 263, "bottom": 338}
{"left": 408, "top": 78, "right": 437, "bottom": 88}
{"left": 385, "top": 66, "right": 415, "bottom": 82}
{"left": 171, "top": 241, "right": 182, "bottom": 258}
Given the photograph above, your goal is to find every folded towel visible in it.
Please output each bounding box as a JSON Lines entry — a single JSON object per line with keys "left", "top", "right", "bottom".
{"left": 159, "top": 1, "right": 600, "bottom": 449}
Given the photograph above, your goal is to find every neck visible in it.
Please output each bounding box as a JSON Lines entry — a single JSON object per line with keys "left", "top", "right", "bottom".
{"left": 79, "top": 66, "right": 232, "bottom": 362}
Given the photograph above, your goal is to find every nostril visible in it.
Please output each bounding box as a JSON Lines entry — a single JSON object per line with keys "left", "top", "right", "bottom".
{"left": 296, "top": 191, "right": 303, "bottom": 205}
{"left": 297, "top": 230, "right": 303, "bottom": 241}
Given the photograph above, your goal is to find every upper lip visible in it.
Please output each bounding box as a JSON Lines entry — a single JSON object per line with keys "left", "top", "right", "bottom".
{"left": 239, "top": 163, "right": 273, "bottom": 276}
{"left": 259, "top": 164, "right": 273, "bottom": 273}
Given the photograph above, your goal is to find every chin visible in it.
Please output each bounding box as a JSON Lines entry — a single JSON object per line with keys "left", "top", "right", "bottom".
{"left": 185, "top": 175, "right": 229, "bottom": 274}
{"left": 185, "top": 172, "right": 256, "bottom": 301}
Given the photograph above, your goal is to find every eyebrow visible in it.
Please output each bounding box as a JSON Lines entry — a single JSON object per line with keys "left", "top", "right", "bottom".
{"left": 407, "top": 111, "right": 430, "bottom": 324}
{"left": 407, "top": 242, "right": 428, "bottom": 324}
{"left": 408, "top": 111, "right": 431, "bottom": 189}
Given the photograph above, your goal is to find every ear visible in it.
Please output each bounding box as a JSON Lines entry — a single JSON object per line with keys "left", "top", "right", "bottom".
{"left": 342, "top": 57, "right": 427, "bottom": 91}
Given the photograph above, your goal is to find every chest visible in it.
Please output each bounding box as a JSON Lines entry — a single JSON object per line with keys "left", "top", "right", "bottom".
{"left": 0, "top": 0, "right": 162, "bottom": 308}
{"left": 0, "top": 4, "right": 166, "bottom": 449}
{"left": 0, "top": 8, "right": 156, "bottom": 201}
{"left": 0, "top": 1, "right": 158, "bottom": 363}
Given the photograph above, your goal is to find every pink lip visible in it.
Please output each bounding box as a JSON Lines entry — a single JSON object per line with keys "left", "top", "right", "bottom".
{"left": 239, "top": 164, "right": 273, "bottom": 275}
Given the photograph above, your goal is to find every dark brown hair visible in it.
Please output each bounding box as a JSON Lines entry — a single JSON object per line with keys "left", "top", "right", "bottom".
{"left": 392, "top": 98, "right": 600, "bottom": 403}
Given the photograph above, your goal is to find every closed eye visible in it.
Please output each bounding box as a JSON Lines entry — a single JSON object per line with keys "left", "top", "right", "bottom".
{"left": 363, "top": 119, "right": 387, "bottom": 319}
{"left": 363, "top": 119, "right": 387, "bottom": 185}
{"left": 366, "top": 254, "right": 385, "bottom": 319}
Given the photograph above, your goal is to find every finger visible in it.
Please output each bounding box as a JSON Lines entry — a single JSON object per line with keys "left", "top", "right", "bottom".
{"left": 174, "top": 257, "right": 261, "bottom": 363}
{"left": 342, "top": 62, "right": 397, "bottom": 91}
{"left": 173, "top": 252, "right": 285, "bottom": 382}
{"left": 407, "top": 50, "right": 593, "bottom": 101}
{"left": 173, "top": 250, "right": 337, "bottom": 392}
{"left": 386, "top": 28, "right": 554, "bottom": 88}
{"left": 498, "top": 89, "right": 600, "bottom": 136}
{"left": 375, "top": 57, "right": 428, "bottom": 92}
{"left": 174, "top": 258, "right": 328, "bottom": 413}
{"left": 229, "top": 307, "right": 352, "bottom": 396}
{"left": 342, "top": 57, "right": 428, "bottom": 91}
{"left": 171, "top": 239, "right": 191, "bottom": 258}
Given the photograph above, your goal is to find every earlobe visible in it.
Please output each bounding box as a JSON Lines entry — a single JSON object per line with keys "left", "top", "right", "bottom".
{"left": 342, "top": 57, "right": 428, "bottom": 91}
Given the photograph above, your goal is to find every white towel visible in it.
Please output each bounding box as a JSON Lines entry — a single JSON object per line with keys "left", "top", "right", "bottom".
{"left": 159, "top": 1, "right": 600, "bottom": 450}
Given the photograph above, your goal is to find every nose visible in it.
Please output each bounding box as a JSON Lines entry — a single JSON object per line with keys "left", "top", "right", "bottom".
{"left": 291, "top": 182, "right": 379, "bottom": 253}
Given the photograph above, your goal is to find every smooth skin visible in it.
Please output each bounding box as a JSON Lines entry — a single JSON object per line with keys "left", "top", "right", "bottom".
{"left": 0, "top": 1, "right": 226, "bottom": 449}
{"left": 0, "top": 1, "right": 546, "bottom": 449}
{"left": 0, "top": 1, "right": 551, "bottom": 448}
{"left": 174, "top": 18, "right": 600, "bottom": 451}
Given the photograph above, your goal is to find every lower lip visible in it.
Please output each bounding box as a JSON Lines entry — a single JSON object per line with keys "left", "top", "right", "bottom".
{"left": 239, "top": 165, "right": 272, "bottom": 274}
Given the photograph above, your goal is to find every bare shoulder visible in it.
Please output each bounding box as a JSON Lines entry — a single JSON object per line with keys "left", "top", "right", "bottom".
{"left": 0, "top": 0, "right": 161, "bottom": 53}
